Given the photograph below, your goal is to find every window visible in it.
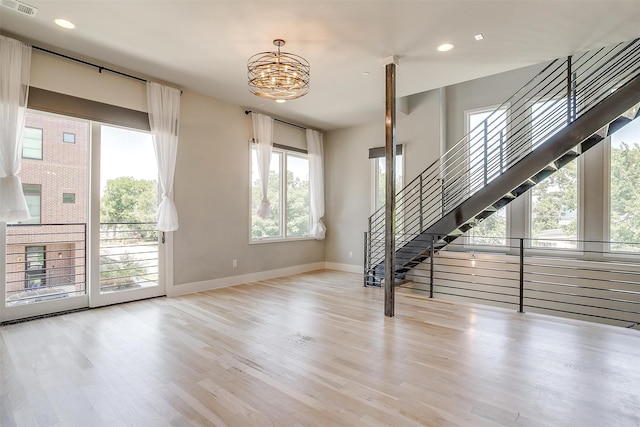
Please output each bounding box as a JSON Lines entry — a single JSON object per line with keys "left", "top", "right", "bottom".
{"left": 530, "top": 99, "right": 578, "bottom": 248}
{"left": 609, "top": 118, "right": 640, "bottom": 252}
{"left": 286, "top": 154, "right": 310, "bottom": 237}
{"left": 371, "top": 147, "right": 403, "bottom": 212}
{"left": 25, "top": 246, "right": 46, "bottom": 289}
{"left": 63, "top": 132, "right": 76, "bottom": 143}
{"left": 250, "top": 145, "right": 310, "bottom": 241}
{"left": 22, "top": 184, "right": 42, "bottom": 224}
{"left": 470, "top": 208, "right": 507, "bottom": 246}
{"left": 63, "top": 193, "right": 76, "bottom": 204}
{"left": 22, "top": 127, "right": 43, "bottom": 159}
{"left": 468, "top": 107, "right": 508, "bottom": 193}
{"left": 467, "top": 107, "right": 508, "bottom": 245}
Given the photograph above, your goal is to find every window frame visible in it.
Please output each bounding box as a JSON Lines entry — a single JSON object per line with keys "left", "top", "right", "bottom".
{"left": 21, "top": 183, "right": 42, "bottom": 224}
{"left": 24, "top": 246, "right": 46, "bottom": 289}
{"left": 464, "top": 105, "right": 510, "bottom": 248}
{"left": 62, "top": 192, "right": 76, "bottom": 204}
{"left": 63, "top": 132, "right": 76, "bottom": 143}
{"left": 249, "top": 142, "right": 312, "bottom": 243}
{"left": 526, "top": 97, "right": 582, "bottom": 250}
{"left": 370, "top": 146, "right": 404, "bottom": 214}
{"left": 604, "top": 116, "right": 640, "bottom": 254}
{"left": 22, "top": 126, "right": 43, "bottom": 160}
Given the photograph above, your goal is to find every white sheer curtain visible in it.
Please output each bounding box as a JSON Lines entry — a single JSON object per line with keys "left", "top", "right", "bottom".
{"left": 306, "top": 129, "right": 326, "bottom": 239}
{"left": 252, "top": 113, "right": 274, "bottom": 219}
{"left": 147, "top": 82, "right": 181, "bottom": 231}
{"left": 0, "top": 36, "right": 32, "bottom": 222}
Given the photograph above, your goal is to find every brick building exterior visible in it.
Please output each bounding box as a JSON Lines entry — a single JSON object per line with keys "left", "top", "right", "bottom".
{"left": 6, "top": 111, "right": 88, "bottom": 303}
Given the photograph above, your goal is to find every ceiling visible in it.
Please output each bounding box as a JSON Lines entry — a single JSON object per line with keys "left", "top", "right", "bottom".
{"left": 2, "top": 1, "right": 640, "bottom": 131}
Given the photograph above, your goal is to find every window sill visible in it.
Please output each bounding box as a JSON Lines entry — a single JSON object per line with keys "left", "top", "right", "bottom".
{"left": 249, "top": 235, "right": 318, "bottom": 245}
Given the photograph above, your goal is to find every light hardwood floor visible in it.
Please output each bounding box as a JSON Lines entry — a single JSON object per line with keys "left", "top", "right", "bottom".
{"left": 1, "top": 270, "right": 639, "bottom": 426}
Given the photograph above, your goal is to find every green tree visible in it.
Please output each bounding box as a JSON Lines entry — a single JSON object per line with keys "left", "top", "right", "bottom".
{"left": 99, "top": 177, "right": 158, "bottom": 288}
{"left": 251, "top": 169, "right": 311, "bottom": 239}
{"left": 99, "top": 252, "right": 146, "bottom": 289}
{"left": 610, "top": 141, "right": 640, "bottom": 249}
{"left": 531, "top": 158, "right": 577, "bottom": 241}
{"left": 101, "top": 177, "right": 157, "bottom": 224}
{"left": 286, "top": 170, "right": 310, "bottom": 237}
{"left": 101, "top": 177, "right": 158, "bottom": 240}
{"left": 472, "top": 208, "right": 506, "bottom": 245}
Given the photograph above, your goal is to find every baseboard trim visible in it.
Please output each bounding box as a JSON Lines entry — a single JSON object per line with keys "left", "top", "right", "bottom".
{"left": 168, "top": 262, "right": 326, "bottom": 296}
{"left": 324, "top": 262, "right": 362, "bottom": 274}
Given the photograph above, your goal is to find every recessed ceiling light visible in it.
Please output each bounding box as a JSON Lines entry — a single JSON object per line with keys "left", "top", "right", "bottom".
{"left": 54, "top": 18, "right": 75, "bottom": 29}
{"left": 474, "top": 34, "right": 484, "bottom": 41}
{"left": 275, "top": 99, "right": 286, "bottom": 104}
{"left": 437, "top": 43, "right": 454, "bottom": 52}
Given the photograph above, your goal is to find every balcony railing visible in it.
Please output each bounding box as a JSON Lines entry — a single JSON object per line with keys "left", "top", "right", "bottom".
{"left": 5, "top": 222, "right": 160, "bottom": 305}
{"left": 99, "top": 222, "right": 159, "bottom": 293}
{"left": 5, "top": 223, "right": 86, "bottom": 306}
{"left": 394, "top": 234, "right": 640, "bottom": 328}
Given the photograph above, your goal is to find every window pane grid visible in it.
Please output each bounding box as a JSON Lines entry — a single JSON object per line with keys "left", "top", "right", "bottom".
{"left": 467, "top": 108, "right": 508, "bottom": 245}
{"left": 63, "top": 132, "right": 76, "bottom": 143}
{"left": 285, "top": 154, "right": 310, "bottom": 238}
{"left": 22, "top": 127, "right": 43, "bottom": 160}
{"left": 251, "top": 147, "right": 310, "bottom": 241}
{"left": 530, "top": 99, "right": 577, "bottom": 248}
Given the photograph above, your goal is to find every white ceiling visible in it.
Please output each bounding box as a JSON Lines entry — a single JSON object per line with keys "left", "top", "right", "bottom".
{"left": 2, "top": 1, "right": 640, "bottom": 131}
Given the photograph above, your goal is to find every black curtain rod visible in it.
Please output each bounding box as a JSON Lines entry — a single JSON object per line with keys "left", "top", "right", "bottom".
{"left": 244, "top": 110, "right": 306, "bottom": 130}
{"left": 33, "top": 45, "right": 148, "bottom": 84}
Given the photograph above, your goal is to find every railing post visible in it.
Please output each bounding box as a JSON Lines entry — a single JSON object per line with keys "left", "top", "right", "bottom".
{"left": 483, "top": 119, "right": 488, "bottom": 186}
{"left": 429, "top": 234, "right": 435, "bottom": 298}
{"left": 419, "top": 174, "right": 424, "bottom": 232}
{"left": 572, "top": 69, "right": 577, "bottom": 120}
{"left": 441, "top": 177, "right": 445, "bottom": 217}
{"left": 363, "top": 231, "right": 368, "bottom": 287}
{"left": 499, "top": 129, "right": 504, "bottom": 174}
{"left": 566, "top": 55, "right": 573, "bottom": 124}
{"left": 84, "top": 223, "right": 87, "bottom": 293}
{"left": 519, "top": 238, "right": 525, "bottom": 313}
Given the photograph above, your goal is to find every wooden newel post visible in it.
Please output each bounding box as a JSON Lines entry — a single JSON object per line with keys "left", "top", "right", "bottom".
{"left": 384, "top": 56, "right": 398, "bottom": 318}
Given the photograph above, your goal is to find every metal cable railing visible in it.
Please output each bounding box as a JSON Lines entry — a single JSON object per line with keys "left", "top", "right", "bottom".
{"left": 401, "top": 236, "right": 640, "bottom": 328}
{"left": 366, "top": 38, "right": 640, "bottom": 284}
{"left": 5, "top": 223, "right": 87, "bottom": 305}
{"left": 99, "top": 222, "right": 159, "bottom": 292}
{"left": 4, "top": 222, "right": 160, "bottom": 304}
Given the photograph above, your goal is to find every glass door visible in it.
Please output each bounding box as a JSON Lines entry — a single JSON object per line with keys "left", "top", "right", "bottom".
{"left": 90, "top": 124, "right": 164, "bottom": 306}
{"left": 1, "top": 110, "right": 89, "bottom": 322}
{"left": 1, "top": 112, "right": 167, "bottom": 322}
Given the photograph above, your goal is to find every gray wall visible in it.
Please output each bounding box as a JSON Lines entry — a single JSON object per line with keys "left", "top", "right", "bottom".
{"left": 174, "top": 91, "right": 325, "bottom": 285}
{"left": 28, "top": 49, "right": 325, "bottom": 290}
{"left": 324, "top": 89, "right": 442, "bottom": 267}
{"left": 444, "top": 62, "right": 547, "bottom": 148}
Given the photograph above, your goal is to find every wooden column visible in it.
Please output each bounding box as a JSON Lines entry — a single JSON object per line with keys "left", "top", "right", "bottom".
{"left": 384, "top": 56, "right": 398, "bottom": 317}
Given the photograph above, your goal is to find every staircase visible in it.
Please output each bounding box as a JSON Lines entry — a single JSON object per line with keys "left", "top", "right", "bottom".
{"left": 365, "top": 38, "right": 640, "bottom": 286}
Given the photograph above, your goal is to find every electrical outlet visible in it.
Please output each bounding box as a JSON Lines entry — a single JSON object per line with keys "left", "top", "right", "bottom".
{"left": 349, "top": 251, "right": 353, "bottom": 258}
{"left": 232, "top": 259, "right": 237, "bottom": 268}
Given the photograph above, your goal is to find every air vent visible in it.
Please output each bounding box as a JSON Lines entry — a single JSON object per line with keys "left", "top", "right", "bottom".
{"left": 1, "top": 0, "right": 37, "bottom": 16}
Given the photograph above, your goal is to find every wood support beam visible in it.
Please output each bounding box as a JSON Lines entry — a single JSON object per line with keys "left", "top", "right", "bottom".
{"left": 384, "top": 56, "right": 398, "bottom": 317}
